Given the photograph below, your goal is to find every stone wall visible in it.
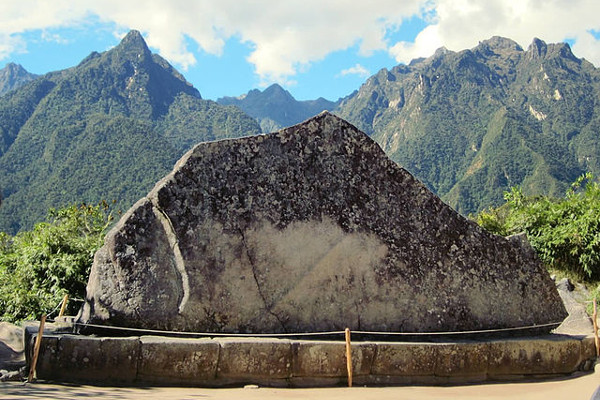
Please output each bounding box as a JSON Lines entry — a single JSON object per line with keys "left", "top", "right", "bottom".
{"left": 28, "top": 331, "right": 597, "bottom": 387}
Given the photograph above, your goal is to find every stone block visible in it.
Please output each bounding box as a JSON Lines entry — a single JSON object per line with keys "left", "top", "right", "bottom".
{"left": 79, "top": 112, "right": 567, "bottom": 336}
{"left": 138, "top": 336, "right": 219, "bottom": 384}
{"left": 216, "top": 338, "right": 292, "bottom": 382}
{"left": 33, "top": 335, "right": 60, "bottom": 381}
{"left": 580, "top": 335, "right": 597, "bottom": 364}
{"left": 371, "top": 342, "right": 437, "bottom": 376}
{"left": 50, "top": 335, "right": 139, "bottom": 383}
{"left": 434, "top": 342, "right": 489, "bottom": 377}
{"left": 488, "top": 336, "right": 582, "bottom": 376}
{"left": 292, "top": 340, "right": 376, "bottom": 378}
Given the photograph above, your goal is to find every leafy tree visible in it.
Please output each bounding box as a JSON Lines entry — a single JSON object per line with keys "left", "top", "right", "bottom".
{"left": 476, "top": 173, "right": 600, "bottom": 280}
{"left": 0, "top": 201, "right": 113, "bottom": 322}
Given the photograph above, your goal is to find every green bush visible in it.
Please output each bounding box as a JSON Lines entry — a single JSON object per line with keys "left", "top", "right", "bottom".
{"left": 476, "top": 173, "right": 600, "bottom": 280}
{"left": 0, "top": 201, "right": 113, "bottom": 322}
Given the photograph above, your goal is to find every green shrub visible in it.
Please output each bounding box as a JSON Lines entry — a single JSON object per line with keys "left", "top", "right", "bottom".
{"left": 476, "top": 173, "right": 600, "bottom": 280}
{"left": 0, "top": 201, "right": 113, "bottom": 322}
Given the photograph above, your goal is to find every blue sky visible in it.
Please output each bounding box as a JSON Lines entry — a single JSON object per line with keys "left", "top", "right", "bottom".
{"left": 1, "top": 1, "right": 599, "bottom": 101}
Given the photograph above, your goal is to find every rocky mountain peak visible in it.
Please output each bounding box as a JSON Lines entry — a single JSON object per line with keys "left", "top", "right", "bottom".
{"left": 433, "top": 46, "right": 451, "bottom": 57}
{"left": 262, "top": 83, "right": 295, "bottom": 101}
{"left": 526, "top": 38, "right": 579, "bottom": 63}
{"left": 479, "top": 36, "right": 523, "bottom": 52}
{"left": 548, "top": 42, "right": 579, "bottom": 61}
{"left": 335, "top": 35, "right": 599, "bottom": 216}
{"left": 0, "top": 29, "right": 260, "bottom": 232}
{"left": 0, "top": 63, "right": 38, "bottom": 96}
{"left": 217, "top": 84, "right": 337, "bottom": 132}
{"left": 527, "top": 37, "right": 548, "bottom": 58}
{"left": 4, "top": 63, "right": 26, "bottom": 75}
{"left": 117, "top": 30, "right": 151, "bottom": 54}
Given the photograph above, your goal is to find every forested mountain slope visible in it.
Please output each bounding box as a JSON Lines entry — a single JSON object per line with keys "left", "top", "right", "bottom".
{"left": 336, "top": 37, "right": 600, "bottom": 215}
{"left": 0, "top": 30, "right": 261, "bottom": 233}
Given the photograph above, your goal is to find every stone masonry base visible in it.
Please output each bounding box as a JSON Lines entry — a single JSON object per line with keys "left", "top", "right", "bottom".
{"left": 23, "top": 323, "right": 597, "bottom": 387}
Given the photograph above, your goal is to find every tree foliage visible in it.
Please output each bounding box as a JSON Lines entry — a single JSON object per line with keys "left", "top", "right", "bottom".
{"left": 476, "top": 173, "right": 600, "bottom": 280}
{"left": 0, "top": 202, "right": 113, "bottom": 322}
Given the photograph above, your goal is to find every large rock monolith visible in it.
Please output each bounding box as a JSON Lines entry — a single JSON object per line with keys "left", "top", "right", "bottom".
{"left": 78, "top": 112, "right": 566, "bottom": 334}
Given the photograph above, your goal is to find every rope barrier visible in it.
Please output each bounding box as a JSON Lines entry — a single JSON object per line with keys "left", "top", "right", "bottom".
{"left": 45, "top": 300, "right": 65, "bottom": 319}
{"left": 42, "top": 293, "right": 562, "bottom": 339}
{"left": 44, "top": 296, "right": 84, "bottom": 319}
{"left": 57, "top": 320, "right": 564, "bottom": 339}
{"left": 64, "top": 321, "right": 346, "bottom": 337}
{"left": 353, "top": 321, "right": 563, "bottom": 336}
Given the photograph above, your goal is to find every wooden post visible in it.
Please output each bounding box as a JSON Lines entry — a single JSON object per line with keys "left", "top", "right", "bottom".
{"left": 345, "top": 328, "right": 353, "bottom": 388}
{"left": 27, "top": 314, "right": 47, "bottom": 382}
{"left": 58, "top": 294, "right": 69, "bottom": 318}
{"left": 593, "top": 298, "right": 599, "bottom": 357}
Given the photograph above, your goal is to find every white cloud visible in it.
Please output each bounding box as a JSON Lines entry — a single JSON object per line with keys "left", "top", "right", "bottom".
{"left": 0, "top": 0, "right": 424, "bottom": 82}
{"left": 1, "top": 0, "right": 600, "bottom": 84}
{"left": 40, "top": 30, "right": 70, "bottom": 45}
{"left": 390, "top": 0, "right": 600, "bottom": 66}
{"left": 0, "top": 33, "right": 25, "bottom": 60}
{"left": 338, "top": 64, "right": 370, "bottom": 78}
{"left": 389, "top": 24, "right": 442, "bottom": 64}
{"left": 571, "top": 30, "right": 600, "bottom": 65}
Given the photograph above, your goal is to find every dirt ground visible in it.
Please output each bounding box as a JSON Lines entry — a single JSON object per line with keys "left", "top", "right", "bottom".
{"left": 2, "top": 364, "right": 599, "bottom": 400}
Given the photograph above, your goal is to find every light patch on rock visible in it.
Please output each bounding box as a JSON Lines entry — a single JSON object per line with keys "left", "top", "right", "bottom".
{"left": 553, "top": 89, "right": 562, "bottom": 100}
{"left": 529, "top": 105, "right": 547, "bottom": 121}
{"left": 388, "top": 98, "right": 402, "bottom": 109}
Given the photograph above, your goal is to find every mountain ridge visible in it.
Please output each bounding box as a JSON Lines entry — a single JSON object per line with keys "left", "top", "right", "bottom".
{"left": 0, "top": 30, "right": 261, "bottom": 233}
{"left": 2, "top": 33, "right": 598, "bottom": 230}
{"left": 217, "top": 83, "right": 338, "bottom": 132}
{"left": 0, "top": 63, "right": 38, "bottom": 96}
{"left": 335, "top": 36, "right": 600, "bottom": 215}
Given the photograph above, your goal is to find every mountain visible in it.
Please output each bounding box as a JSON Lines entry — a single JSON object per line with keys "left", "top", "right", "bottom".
{"left": 0, "top": 30, "right": 261, "bottom": 233}
{"left": 218, "top": 83, "right": 337, "bottom": 132}
{"left": 0, "top": 63, "right": 38, "bottom": 96}
{"left": 336, "top": 36, "right": 600, "bottom": 215}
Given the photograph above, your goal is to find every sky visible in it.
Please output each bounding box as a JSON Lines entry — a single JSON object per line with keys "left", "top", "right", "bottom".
{"left": 1, "top": 1, "right": 600, "bottom": 101}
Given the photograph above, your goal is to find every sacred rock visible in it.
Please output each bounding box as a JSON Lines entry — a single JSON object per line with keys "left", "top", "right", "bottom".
{"left": 78, "top": 112, "right": 566, "bottom": 334}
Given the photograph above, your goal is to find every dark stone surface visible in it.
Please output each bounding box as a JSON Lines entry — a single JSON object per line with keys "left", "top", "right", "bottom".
{"left": 215, "top": 338, "right": 292, "bottom": 383}
{"left": 292, "top": 341, "right": 376, "bottom": 377}
{"left": 78, "top": 112, "right": 567, "bottom": 334}
{"left": 138, "top": 336, "right": 219, "bottom": 384}
{"left": 36, "top": 335, "right": 139, "bottom": 383}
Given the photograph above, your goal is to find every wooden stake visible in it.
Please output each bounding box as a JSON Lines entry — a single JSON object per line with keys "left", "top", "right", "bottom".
{"left": 593, "top": 298, "right": 599, "bottom": 357}
{"left": 58, "top": 294, "right": 69, "bottom": 318}
{"left": 345, "top": 328, "right": 353, "bottom": 388}
{"left": 28, "top": 314, "right": 47, "bottom": 382}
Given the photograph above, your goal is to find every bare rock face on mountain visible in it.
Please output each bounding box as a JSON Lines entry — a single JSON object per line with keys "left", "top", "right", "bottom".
{"left": 78, "top": 112, "right": 566, "bottom": 334}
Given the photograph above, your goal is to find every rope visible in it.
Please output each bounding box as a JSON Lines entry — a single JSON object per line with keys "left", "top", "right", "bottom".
{"left": 45, "top": 300, "right": 65, "bottom": 319}
{"left": 69, "top": 321, "right": 345, "bottom": 337}
{"left": 59, "top": 320, "right": 564, "bottom": 338}
{"left": 43, "top": 297, "right": 85, "bottom": 319}
{"left": 69, "top": 298, "right": 85, "bottom": 303}
{"left": 353, "top": 321, "right": 562, "bottom": 336}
